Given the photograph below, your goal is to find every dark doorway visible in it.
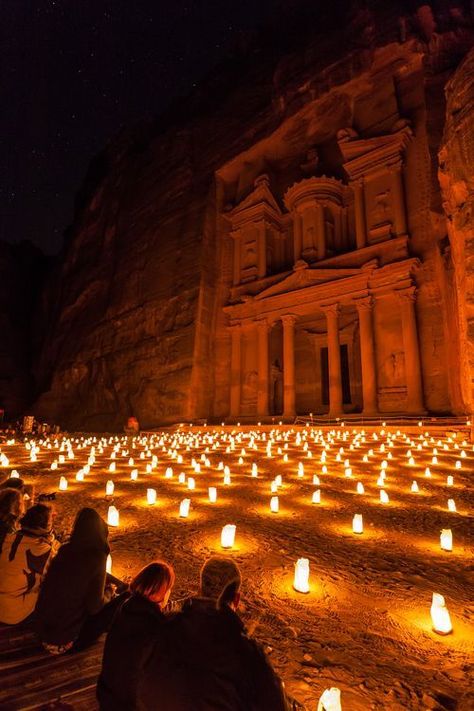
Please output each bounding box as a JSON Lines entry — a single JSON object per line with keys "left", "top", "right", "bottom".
{"left": 321, "top": 344, "right": 351, "bottom": 406}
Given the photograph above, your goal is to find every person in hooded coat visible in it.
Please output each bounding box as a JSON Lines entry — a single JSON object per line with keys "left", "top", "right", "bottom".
{"left": 35, "top": 507, "right": 126, "bottom": 654}
{"left": 97, "top": 561, "right": 175, "bottom": 711}
{"left": 139, "top": 557, "right": 291, "bottom": 711}
{"left": 0, "top": 503, "right": 56, "bottom": 625}
{"left": 0, "top": 487, "right": 24, "bottom": 553}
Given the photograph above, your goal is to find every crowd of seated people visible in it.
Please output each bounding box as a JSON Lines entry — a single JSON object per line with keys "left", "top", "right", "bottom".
{"left": 0, "top": 489, "right": 304, "bottom": 710}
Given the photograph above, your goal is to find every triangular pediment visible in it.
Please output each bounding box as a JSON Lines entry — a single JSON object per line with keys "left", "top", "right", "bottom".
{"left": 230, "top": 174, "right": 282, "bottom": 222}
{"left": 255, "top": 264, "right": 361, "bottom": 299}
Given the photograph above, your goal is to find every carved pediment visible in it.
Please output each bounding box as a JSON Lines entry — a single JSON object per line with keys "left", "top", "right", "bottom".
{"left": 229, "top": 174, "right": 282, "bottom": 226}
{"left": 339, "top": 124, "right": 413, "bottom": 179}
{"left": 254, "top": 265, "right": 361, "bottom": 299}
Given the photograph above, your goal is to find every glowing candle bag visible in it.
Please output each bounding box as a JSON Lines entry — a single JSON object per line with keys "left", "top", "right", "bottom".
{"left": 59, "top": 476, "right": 68, "bottom": 491}
{"left": 147, "top": 488, "right": 157, "bottom": 505}
{"left": 208, "top": 487, "right": 217, "bottom": 503}
{"left": 317, "top": 687, "right": 342, "bottom": 711}
{"left": 430, "top": 593, "right": 452, "bottom": 635}
{"left": 106, "top": 480, "right": 114, "bottom": 497}
{"left": 221, "top": 524, "right": 236, "bottom": 549}
{"left": 440, "top": 529, "right": 453, "bottom": 551}
{"left": 106, "top": 554, "right": 112, "bottom": 574}
{"left": 270, "top": 496, "right": 279, "bottom": 513}
{"left": 179, "top": 499, "right": 191, "bottom": 518}
{"left": 293, "top": 558, "right": 310, "bottom": 593}
{"left": 352, "top": 514, "right": 363, "bottom": 534}
{"left": 107, "top": 506, "right": 119, "bottom": 527}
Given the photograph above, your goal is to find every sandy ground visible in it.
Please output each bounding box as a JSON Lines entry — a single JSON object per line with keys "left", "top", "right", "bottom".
{"left": 1, "top": 425, "right": 473, "bottom": 711}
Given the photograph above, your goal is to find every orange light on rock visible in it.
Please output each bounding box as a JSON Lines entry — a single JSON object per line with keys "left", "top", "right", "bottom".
{"left": 293, "top": 558, "right": 310, "bottom": 593}
{"left": 431, "top": 593, "right": 452, "bottom": 635}
{"left": 221, "top": 524, "right": 236, "bottom": 549}
{"left": 440, "top": 528, "right": 453, "bottom": 551}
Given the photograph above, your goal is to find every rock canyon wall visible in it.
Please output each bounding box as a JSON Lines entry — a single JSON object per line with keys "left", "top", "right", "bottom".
{"left": 30, "top": 1, "right": 474, "bottom": 429}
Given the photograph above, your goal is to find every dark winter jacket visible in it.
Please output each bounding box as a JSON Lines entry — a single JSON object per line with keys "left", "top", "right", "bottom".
{"left": 97, "top": 593, "right": 171, "bottom": 711}
{"left": 139, "top": 597, "right": 289, "bottom": 711}
{"left": 35, "top": 508, "right": 110, "bottom": 645}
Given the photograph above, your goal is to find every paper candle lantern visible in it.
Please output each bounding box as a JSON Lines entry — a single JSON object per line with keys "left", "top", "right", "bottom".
{"left": 455, "top": 460, "right": 461, "bottom": 469}
{"left": 10, "top": 470, "right": 20, "bottom": 478}
{"left": 109, "top": 462, "right": 116, "bottom": 473}
{"left": 430, "top": 593, "right": 452, "bottom": 635}
{"left": 376, "top": 475, "right": 385, "bottom": 487}
{"left": 447, "top": 498, "right": 456, "bottom": 512}
{"left": 381, "top": 459, "right": 388, "bottom": 470}
{"left": 312, "top": 490, "right": 321, "bottom": 504}
{"left": 221, "top": 524, "right": 236, "bottom": 549}
{"left": 179, "top": 499, "right": 190, "bottom": 518}
{"left": 275, "top": 474, "right": 282, "bottom": 487}
{"left": 59, "top": 476, "right": 68, "bottom": 491}
{"left": 188, "top": 477, "right": 195, "bottom": 490}
{"left": 58, "top": 454, "right": 65, "bottom": 464}
{"left": 440, "top": 528, "right": 453, "bottom": 551}
{"left": 356, "top": 482, "right": 364, "bottom": 495}
{"left": 352, "top": 514, "right": 363, "bottom": 534}
{"left": 317, "top": 687, "right": 342, "bottom": 711}
{"left": 293, "top": 558, "right": 310, "bottom": 593}
{"left": 298, "top": 462, "right": 304, "bottom": 477}
{"left": 106, "top": 480, "right": 114, "bottom": 497}
{"left": 432, "top": 456, "right": 438, "bottom": 465}
{"left": 321, "top": 464, "right": 327, "bottom": 473}
{"left": 146, "top": 463, "right": 152, "bottom": 474}
{"left": 411, "top": 480, "right": 419, "bottom": 493}
{"left": 313, "top": 474, "right": 320, "bottom": 485}
{"left": 424, "top": 467, "right": 431, "bottom": 477}
{"left": 251, "top": 463, "right": 258, "bottom": 477}
{"left": 270, "top": 496, "right": 279, "bottom": 513}
{"left": 128, "top": 457, "right": 134, "bottom": 466}
{"left": 224, "top": 473, "right": 231, "bottom": 485}
{"left": 208, "top": 487, "right": 217, "bottom": 503}
{"left": 165, "top": 467, "right": 173, "bottom": 478}
{"left": 106, "top": 554, "right": 112, "bottom": 574}
{"left": 380, "top": 490, "right": 389, "bottom": 504}
{"left": 147, "top": 488, "right": 157, "bottom": 505}
{"left": 107, "top": 506, "right": 119, "bottom": 527}
{"left": 446, "top": 475, "right": 454, "bottom": 486}
{"left": 344, "top": 467, "right": 352, "bottom": 478}
{"left": 51, "top": 461, "right": 58, "bottom": 470}
{"left": 76, "top": 470, "right": 84, "bottom": 482}
{"left": 408, "top": 457, "right": 415, "bottom": 466}
{"left": 130, "top": 469, "right": 138, "bottom": 480}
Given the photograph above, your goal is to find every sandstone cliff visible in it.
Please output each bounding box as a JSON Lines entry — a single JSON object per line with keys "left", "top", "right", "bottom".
{"left": 32, "top": 1, "right": 474, "bottom": 429}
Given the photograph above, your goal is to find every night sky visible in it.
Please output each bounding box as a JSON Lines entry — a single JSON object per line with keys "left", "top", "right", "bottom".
{"left": 2, "top": 1, "right": 278, "bottom": 254}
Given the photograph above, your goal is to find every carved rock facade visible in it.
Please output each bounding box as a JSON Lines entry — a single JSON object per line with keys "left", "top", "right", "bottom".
{"left": 32, "top": 3, "right": 474, "bottom": 428}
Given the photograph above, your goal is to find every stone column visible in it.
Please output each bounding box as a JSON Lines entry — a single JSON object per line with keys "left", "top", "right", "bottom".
{"left": 257, "top": 319, "right": 270, "bottom": 417}
{"left": 322, "top": 303, "right": 343, "bottom": 417}
{"left": 257, "top": 221, "right": 267, "bottom": 279}
{"left": 316, "top": 203, "right": 326, "bottom": 260}
{"left": 281, "top": 315, "right": 296, "bottom": 418}
{"left": 232, "top": 230, "right": 241, "bottom": 286}
{"left": 293, "top": 211, "right": 302, "bottom": 263}
{"left": 355, "top": 297, "right": 378, "bottom": 415}
{"left": 352, "top": 180, "right": 367, "bottom": 249}
{"left": 397, "top": 286, "right": 425, "bottom": 413}
{"left": 229, "top": 324, "right": 242, "bottom": 417}
{"left": 390, "top": 163, "right": 407, "bottom": 236}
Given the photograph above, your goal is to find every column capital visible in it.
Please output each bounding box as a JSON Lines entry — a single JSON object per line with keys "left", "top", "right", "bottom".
{"left": 321, "top": 303, "right": 340, "bottom": 318}
{"left": 281, "top": 314, "right": 297, "bottom": 328}
{"left": 355, "top": 296, "right": 374, "bottom": 312}
{"left": 396, "top": 286, "right": 417, "bottom": 304}
{"left": 256, "top": 317, "right": 270, "bottom": 330}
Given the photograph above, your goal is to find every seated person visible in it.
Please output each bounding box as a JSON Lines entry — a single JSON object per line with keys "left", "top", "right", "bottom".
{"left": 0, "top": 488, "right": 25, "bottom": 552}
{"left": 97, "top": 561, "right": 175, "bottom": 711}
{"left": 140, "top": 556, "right": 290, "bottom": 710}
{"left": 35, "top": 507, "right": 126, "bottom": 654}
{"left": 0, "top": 503, "right": 56, "bottom": 624}
{"left": 0, "top": 476, "right": 35, "bottom": 508}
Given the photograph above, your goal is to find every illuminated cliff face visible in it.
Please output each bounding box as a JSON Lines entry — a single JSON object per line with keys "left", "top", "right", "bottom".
{"left": 30, "top": 3, "right": 474, "bottom": 430}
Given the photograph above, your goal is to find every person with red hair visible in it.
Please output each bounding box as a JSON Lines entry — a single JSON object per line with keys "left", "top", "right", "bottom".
{"left": 97, "top": 560, "right": 175, "bottom": 711}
